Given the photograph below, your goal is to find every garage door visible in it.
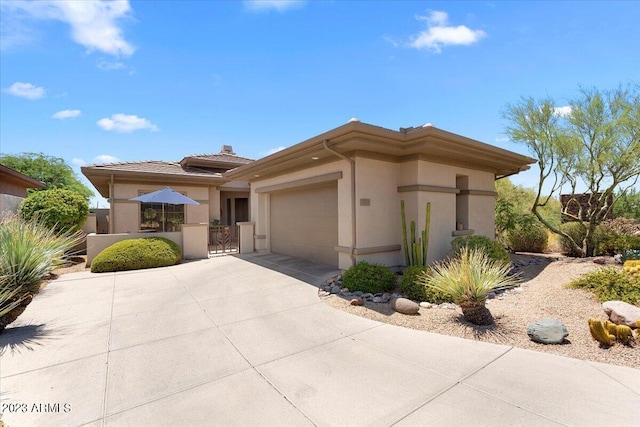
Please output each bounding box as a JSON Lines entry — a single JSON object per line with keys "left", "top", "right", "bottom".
{"left": 270, "top": 183, "right": 338, "bottom": 266}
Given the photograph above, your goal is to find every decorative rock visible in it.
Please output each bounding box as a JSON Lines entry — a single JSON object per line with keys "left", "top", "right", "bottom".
{"left": 511, "top": 287, "right": 523, "bottom": 294}
{"left": 527, "top": 318, "right": 568, "bottom": 344}
{"left": 372, "top": 297, "right": 382, "bottom": 303}
{"left": 487, "top": 292, "right": 496, "bottom": 299}
{"left": 350, "top": 297, "right": 364, "bottom": 306}
{"left": 614, "top": 254, "right": 623, "bottom": 264}
{"left": 391, "top": 298, "right": 420, "bottom": 315}
{"left": 361, "top": 293, "right": 373, "bottom": 300}
{"left": 603, "top": 301, "right": 640, "bottom": 329}
{"left": 593, "top": 257, "right": 606, "bottom": 265}
{"left": 330, "top": 285, "right": 341, "bottom": 294}
{"left": 341, "top": 288, "right": 350, "bottom": 295}
{"left": 419, "top": 302, "right": 432, "bottom": 309}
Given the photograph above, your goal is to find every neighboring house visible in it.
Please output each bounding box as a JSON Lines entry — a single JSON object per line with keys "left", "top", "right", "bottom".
{"left": 81, "top": 146, "right": 253, "bottom": 234}
{"left": 81, "top": 121, "right": 536, "bottom": 269}
{"left": 226, "top": 120, "right": 536, "bottom": 269}
{"left": 0, "top": 164, "right": 45, "bottom": 213}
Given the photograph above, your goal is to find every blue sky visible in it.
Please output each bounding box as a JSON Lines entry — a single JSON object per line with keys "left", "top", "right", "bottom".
{"left": 1, "top": 0, "right": 638, "bottom": 207}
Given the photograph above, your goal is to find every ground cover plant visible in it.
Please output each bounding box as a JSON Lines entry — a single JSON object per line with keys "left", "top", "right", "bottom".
{"left": 90, "top": 237, "right": 182, "bottom": 273}
{"left": 341, "top": 261, "right": 395, "bottom": 294}
{"left": 569, "top": 267, "right": 640, "bottom": 305}
{"left": 0, "top": 213, "right": 83, "bottom": 331}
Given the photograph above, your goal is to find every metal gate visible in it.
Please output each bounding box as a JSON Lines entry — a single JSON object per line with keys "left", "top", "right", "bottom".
{"left": 208, "top": 225, "right": 239, "bottom": 254}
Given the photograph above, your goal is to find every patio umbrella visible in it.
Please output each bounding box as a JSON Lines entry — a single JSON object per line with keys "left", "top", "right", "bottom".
{"left": 130, "top": 187, "right": 200, "bottom": 232}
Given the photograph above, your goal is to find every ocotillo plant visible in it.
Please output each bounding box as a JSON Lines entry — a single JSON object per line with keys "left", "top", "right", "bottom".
{"left": 401, "top": 201, "right": 431, "bottom": 266}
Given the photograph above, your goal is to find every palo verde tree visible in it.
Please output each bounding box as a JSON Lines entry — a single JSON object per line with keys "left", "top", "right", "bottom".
{"left": 504, "top": 84, "right": 640, "bottom": 257}
{"left": 0, "top": 152, "right": 94, "bottom": 200}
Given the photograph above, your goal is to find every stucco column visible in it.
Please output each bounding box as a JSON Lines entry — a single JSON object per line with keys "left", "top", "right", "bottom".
{"left": 237, "top": 222, "right": 255, "bottom": 254}
{"left": 182, "top": 223, "right": 209, "bottom": 260}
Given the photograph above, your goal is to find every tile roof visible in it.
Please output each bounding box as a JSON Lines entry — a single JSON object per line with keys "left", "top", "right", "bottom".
{"left": 181, "top": 153, "right": 254, "bottom": 165}
{"left": 83, "top": 160, "right": 224, "bottom": 178}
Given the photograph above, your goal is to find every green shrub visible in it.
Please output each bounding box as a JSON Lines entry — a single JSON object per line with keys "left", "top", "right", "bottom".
{"left": 341, "top": 261, "right": 395, "bottom": 294}
{"left": 622, "top": 249, "right": 640, "bottom": 262}
{"left": 400, "top": 265, "right": 453, "bottom": 303}
{"left": 450, "top": 235, "right": 510, "bottom": 264}
{"left": 569, "top": 267, "right": 640, "bottom": 305}
{"left": 506, "top": 221, "right": 548, "bottom": 253}
{"left": 559, "top": 222, "right": 613, "bottom": 257}
{"left": 20, "top": 188, "right": 89, "bottom": 233}
{"left": 597, "top": 235, "right": 640, "bottom": 256}
{"left": 91, "top": 237, "right": 182, "bottom": 273}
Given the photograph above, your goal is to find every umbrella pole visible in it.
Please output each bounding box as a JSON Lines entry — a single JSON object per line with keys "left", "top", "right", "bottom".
{"left": 162, "top": 203, "right": 165, "bottom": 232}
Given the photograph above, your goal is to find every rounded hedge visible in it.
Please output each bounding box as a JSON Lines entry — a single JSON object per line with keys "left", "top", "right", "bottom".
{"left": 91, "top": 237, "right": 182, "bottom": 273}
{"left": 450, "top": 235, "right": 510, "bottom": 264}
{"left": 20, "top": 189, "right": 89, "bottom": 233}
{"left": 400, "top": 265, "right": 453, "bottom": 303}
{"left": 506, "top": 222, "right": 548, "bottom": 253}
{"left": 342, "top": 261, "right": 395, "bottom": 294}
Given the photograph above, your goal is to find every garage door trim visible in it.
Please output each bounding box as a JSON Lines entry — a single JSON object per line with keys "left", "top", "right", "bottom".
{"left": 255, "top": 172, "right": 342, "bottom": 194}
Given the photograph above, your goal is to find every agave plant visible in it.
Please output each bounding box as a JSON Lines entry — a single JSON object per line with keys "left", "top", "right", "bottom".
{"left": 417, "top": 247, "right": 518, "bottom": 325}
{"left": 0, "top": 213, "right": 84, "bottom": 331}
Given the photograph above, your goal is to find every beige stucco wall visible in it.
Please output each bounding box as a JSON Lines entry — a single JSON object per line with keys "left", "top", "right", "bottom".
{"left": 110, "top": 183, "right": 211, "bottom": 233}
{"left": 250, "top": 159, "right": 352, "bottom": 268}
{"left": 248, "top": 156, "right": 497, "bottom": 270}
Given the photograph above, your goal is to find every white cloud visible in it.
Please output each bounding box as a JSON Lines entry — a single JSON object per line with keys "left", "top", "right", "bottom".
{"left": 244, "top": 0, "right": 305, "bottom": 12}
{"left": 72, "top": 154, "right": 120, "bottom": 166}
{"left": 96, "top": 59, "right": 126, "bottom": 71}
{"left": 265, "top": 146, "right": 286, "bottom": 155}
{"left": 495, "top": 137, "right": 509, "bottom": 143}
{"left": 97, "top": 114, "right": 158, "bottom": 133}
{"left": 553, "top": 106, "right": 572, "bottom": 117}
{"left": 409, "top": 10, "right": 486, "bottom": 53}
{"left": 52, "top": 109, "right": 81, "bottom": 119}
{"left": 4, "top": 82, "right": 45, "bottom": 99}
{"left": 93, "top": 154, "right": 120, "bottom": 164}
{"left": 1, "top": 0, "right": 135, "bottom": 57}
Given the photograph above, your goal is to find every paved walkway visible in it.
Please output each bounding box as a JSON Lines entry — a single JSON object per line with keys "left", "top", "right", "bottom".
{"left": 1, "top": 254, "right": 638, "bottom": 426}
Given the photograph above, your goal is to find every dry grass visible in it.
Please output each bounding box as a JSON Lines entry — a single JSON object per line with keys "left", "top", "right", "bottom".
{"left": 323, "top": 254, "right": 640, "bottom": 369}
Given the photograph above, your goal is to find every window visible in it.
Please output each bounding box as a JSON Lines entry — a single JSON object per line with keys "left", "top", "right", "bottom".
{"left": 140, "top": 202, "right": 184, "bottom": 232}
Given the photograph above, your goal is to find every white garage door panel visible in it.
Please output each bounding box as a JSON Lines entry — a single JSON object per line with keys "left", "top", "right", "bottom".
{"left": 270, "top": 183, "right": 338, "bottom": 266}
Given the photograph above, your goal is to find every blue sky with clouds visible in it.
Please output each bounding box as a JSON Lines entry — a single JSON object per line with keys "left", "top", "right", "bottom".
{"left": 1, "top": 0, "right": 638, "bottom": 207}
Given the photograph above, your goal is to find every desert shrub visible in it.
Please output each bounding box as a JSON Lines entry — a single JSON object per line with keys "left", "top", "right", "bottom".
{"left": 559, "top": 222, "right": 612, "bottom": 257}
{"left": 505, "top": 220, "right": 548, "bottom": 253}
{"left": 451, "top": 235, "right": 510, "bottom": 265}
{"left": 568, "top": 268, "right": 640, "bottom": 305}
{"left": 91, "top": 237, "right": 182, "bottom": 273}
{"left": 400, "top": 266, "right": 453, "bottom": 303}
{"left": 20, "top": 188, "right": 89, "bottom": 233}
{"left": 597, "top": 235, "right": 640, "bottom": 256}
{"left": 341, "top": 261, "right": 395, "bottom": 294}
{"left": 600, "top": 217, "right": 640, "bottom": 236}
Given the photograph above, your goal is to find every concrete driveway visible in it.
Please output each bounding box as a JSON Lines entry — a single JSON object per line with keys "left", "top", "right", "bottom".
{"left": 1, "top": 253, "right": 638, "bottom": 426}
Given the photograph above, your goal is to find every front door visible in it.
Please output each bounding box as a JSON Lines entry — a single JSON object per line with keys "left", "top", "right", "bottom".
{"left": 235, "top": 198, "right": 248, "bottom": 223}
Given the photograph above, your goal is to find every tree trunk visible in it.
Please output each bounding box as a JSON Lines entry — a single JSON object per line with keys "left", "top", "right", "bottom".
{"left": 0, "top": 294, "right": 33, "bottom": 332}
{"left": 459, "top": 300, "right": 494, "bottom": 325}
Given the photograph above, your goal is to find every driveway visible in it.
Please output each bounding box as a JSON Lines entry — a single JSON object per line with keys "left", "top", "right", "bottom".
{"left": 1, "top": 253, "right": 638, "bottom": 426}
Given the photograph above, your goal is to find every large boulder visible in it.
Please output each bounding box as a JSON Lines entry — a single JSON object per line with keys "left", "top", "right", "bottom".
{"left": 391, "top": 298, "right": 420, "bottom": 315}
{"left": 527, "top": 318, "right": 568, "bottom": 344}
{"left": 602, "top": 301, "right": 640, "bottom": 329}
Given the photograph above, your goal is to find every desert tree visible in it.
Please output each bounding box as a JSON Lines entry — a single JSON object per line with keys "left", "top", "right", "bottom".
{"left": 504, "top": 85, "right": 640, "bottom": 256}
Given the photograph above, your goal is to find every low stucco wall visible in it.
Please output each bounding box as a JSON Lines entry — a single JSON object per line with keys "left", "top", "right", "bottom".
{"left": 86, "top": 231, "right": 184, "bottom": 267}
{"left": 0, "top": 194, "right": 24, "bottom": 214}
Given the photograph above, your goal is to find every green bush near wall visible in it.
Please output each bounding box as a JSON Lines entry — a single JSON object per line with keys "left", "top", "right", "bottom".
{"left": 342, "top": 262, "right": 395, "bottom": 294}
{"left": 91, "top": 237, "right": 182, "bottom": 273}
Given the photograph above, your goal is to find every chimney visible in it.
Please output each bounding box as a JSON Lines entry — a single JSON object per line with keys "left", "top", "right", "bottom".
{"left": 221, "top": 145, "right": 235, "bottom": 155}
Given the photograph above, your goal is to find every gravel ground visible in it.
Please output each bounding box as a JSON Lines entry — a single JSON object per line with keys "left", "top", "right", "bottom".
{"left": 322, "top": 254, "right": 640, "bottom": 369}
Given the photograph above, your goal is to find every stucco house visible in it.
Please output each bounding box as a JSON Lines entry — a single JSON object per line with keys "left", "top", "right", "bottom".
{"left": 81, "top": 121, "right": 536, "bottom": 270}
{"left": 225, "top": 120, "right": 536, "bottom": 269}
{"left": 81, "top": 146, "right": 253, "bottom": 234}
{"left": 0, "top": 164, "right": 45, "bottom": 213}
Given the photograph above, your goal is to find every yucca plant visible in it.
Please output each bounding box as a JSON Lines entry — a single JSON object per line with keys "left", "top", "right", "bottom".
{"left": 0, "top": 213, "right": 83, "bottom": 331}
{"left": 417, "top": 248, "right": 518, "bottom": 325}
